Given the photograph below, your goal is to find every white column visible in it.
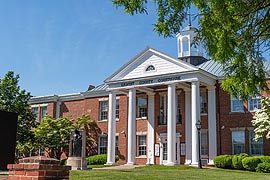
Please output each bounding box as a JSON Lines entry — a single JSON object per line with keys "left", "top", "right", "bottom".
{"left": 191, "top": 81, "right": 200, "bottom": 165}
{"left": 167, "top": 84, "right": 176, "bottom": 166}
{"left": 126, "top": 88, "right": 136, "bottom": 165}
{"left": 208, "top": 86, "right": 217, "bottom": 165}
{"left": 147, "top": 93, "right": 155, "bottom": 165}
{"left": 184, "top": 89, "right": 192, "bottom": 165}
{"left": 106, "top": 91, "right": 116, "bottom": 165}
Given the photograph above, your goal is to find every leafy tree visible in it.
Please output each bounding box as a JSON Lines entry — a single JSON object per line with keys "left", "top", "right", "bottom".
{"left": 34, "top": 116, "right": 74, "bottom": 159}
{"left": 111, "top": 0, "right": 270, "bottom": 100}
{"left": 34, "top": 115, "right": 94, "bottom": 159}
{"left": 0, "top": 71, "right": 37, "bottom": 157}
{"left": 252, "top": 96, "right": 270, "bottom": 140}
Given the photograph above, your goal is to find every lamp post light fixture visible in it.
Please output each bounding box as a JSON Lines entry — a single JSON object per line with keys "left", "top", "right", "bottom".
{"left": 195, "top": 120, "right": 202, "bottom": 168}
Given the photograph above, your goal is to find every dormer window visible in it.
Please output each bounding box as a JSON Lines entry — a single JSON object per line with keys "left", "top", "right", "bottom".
{"left": 146, "top": 65, "right": 155, "bottom": 72}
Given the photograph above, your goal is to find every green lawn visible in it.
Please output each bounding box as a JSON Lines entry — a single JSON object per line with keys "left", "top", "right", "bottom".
{"left": 70, "top": 165, "right": 270, "bottom": 180}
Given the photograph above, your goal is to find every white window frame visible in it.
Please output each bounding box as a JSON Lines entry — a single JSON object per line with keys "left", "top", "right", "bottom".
{"left": 137, "top": 135, "right": 147, "bottom": 157}
{"left": 231, "top": 95, "right": 244, "bottom": 112}
{"left": 200, "top": 91, "right": 207, "bottom": 114}
{"left": 249, "top": 131, "right": 263, "bottom": 156}
{"left": 201, "top": 130, "right": 208, "bottom": 158}
{"left": 98, "top": 135, "right": 107, "bottom": 154}
{"left": 31, "top": 107, "right": 39, "bottom": 120}
{"left": 231, "top": 130, "right": 245, "bottom": 155}
{"left": 159, "top": 93, "right": 167, "bottom": 125}
{"left": 248, "top": 95, "right": 261, "bottom": 112}
{"left": 39, "top": 106, "right": 47, "bottom": 121}
{"left": 137, "top": 95, "right": 148, "bottom": 118}
{"left": 99, "top": 100, "right": 108, "bottom": 121}
{"left": 115, "top": 99, "right": 120, "bottom": 120}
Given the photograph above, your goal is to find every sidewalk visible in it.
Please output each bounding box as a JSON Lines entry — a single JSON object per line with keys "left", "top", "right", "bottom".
{"left": 92, "top": 165, "right": 145, "bottom": 170}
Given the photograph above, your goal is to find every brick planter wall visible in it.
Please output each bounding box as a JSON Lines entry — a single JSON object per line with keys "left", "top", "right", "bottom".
{"left": 7, "top": 156, "right": 71, "bottom": 180}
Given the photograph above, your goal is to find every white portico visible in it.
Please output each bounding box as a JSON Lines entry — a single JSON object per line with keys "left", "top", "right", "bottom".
{"left": 104, "top": 24, "right": 217, "bottom": 166}
{"left": 104, "top": 47, "right": 217, "bottom": 166}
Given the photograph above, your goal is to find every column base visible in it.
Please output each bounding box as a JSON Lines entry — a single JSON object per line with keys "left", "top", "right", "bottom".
{"left": 105, "top": 162, "right": 115, "bottom": 166}
{"left": 184, "top": 160, "right": 191, "bottom": 165}
{"left": 208, "top": 160, "right": 214, "bottom": 166}
{"left": 165, "top": 162, "right": 175, "bottom": 166}
{"left": 125, "top": 162, "right": 136, "bottom": 166}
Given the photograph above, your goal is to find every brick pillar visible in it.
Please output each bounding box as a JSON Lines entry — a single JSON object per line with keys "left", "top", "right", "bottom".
{"left": 7, "top": 156, "right": 71, "bottom": 180}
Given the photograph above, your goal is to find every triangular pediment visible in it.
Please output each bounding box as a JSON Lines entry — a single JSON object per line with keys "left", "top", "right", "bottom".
{"left": 105, "top": 47, "right": 198, "bottom": 83}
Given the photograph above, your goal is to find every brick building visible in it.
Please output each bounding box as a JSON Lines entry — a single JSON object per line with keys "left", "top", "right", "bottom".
{"left": 29, "top": 25, "right": 269, "bottom": 166}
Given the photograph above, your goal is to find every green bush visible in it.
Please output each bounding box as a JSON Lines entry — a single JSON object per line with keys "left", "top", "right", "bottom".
{"left": 259, "top": 156, "right": 270, "bottom": 163}
{"left": 232, "top": 153, "right": 249, "bottom": 169}
{"left": 214, "top": 155, "right": 233, "bottom": 169}
{"left": 256, "top": 162, "right": 270, "bottom": 173}
{"left": 242, "top": 157, "right": 262, "bottom": 171}
{"left": 86, "top": 154, "right": 119, "bottom": 165}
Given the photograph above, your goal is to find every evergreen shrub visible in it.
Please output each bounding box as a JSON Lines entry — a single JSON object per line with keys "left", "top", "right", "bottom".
{"left": 214, "top": 155, "right": 233, "bottom": 169}
{"left": 256, "top": 162, "right": 270, "bottom": 173}
{"left": 232, "top": 153, "right": 249, "bottom": 169}
{"left": 259, "top": 156, "right": 270, "bottom": 163}
{"left": 86, "top": 154, "right": 119, "bottom": 165}
{"left": 242, "top": 157, "right": 261, "bottom": 171}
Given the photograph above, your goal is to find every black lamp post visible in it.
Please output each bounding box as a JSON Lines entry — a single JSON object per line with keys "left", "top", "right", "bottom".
{"left": 196, "top": 120, "right": 202, "bottom": 168}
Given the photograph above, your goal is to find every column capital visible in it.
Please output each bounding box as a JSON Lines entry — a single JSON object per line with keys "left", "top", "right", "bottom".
{"left": 207, "top": 86, "right": 216, "bottom": 91}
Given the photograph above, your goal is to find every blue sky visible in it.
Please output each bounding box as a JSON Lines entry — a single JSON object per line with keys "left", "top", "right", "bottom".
{"left": 0, "top": 1, "right": 269, "bottom": 97}
{"left": 0, "top": 0, "right": 189, "bottom": 96}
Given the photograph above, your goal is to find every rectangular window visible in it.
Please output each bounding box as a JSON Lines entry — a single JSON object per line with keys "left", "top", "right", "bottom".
{"left": 115, "top": 136, "right": 119, "bottom": 156}
{"left": 99, "top": 101, "right": 108, "bottom": 121}
{"left": 31, "top": 107, "right": 38, "bottom": 120}
{"left": 231, "top": 95, "right": 244, "bottom": 112}
{"left": 232, "top": 131, "right": 245, "bottom": 154}
{"left": 200, "top": 91, "right": 207, "bottom": 114}
{"left": 137, "top": 135, "right": 147, "bottom": 156}
{"left": 39, "top": 106, "right": 47, "bottom": 121}
{"left": 248, "top": 95, "right": 261, "bottom": 111}
{"left": 116, "top": 99, "right": 120, "bottom": 119}
{"left": 176, "top": 94, "right": 182, "bottom": 124}
{"left": 99, "top": 136, "right": 107, "bottom": 154}
{"left": 137, "top": 96, "right": 147, "bottom": 118}
{"left": 249, "top": 131, "right": 263, "bottom": 156}
{"left": 201, "top": 131, "right": 208, "bottom": 157}
{"left": 159, "top": 94, "right": 167, "bottom": 125}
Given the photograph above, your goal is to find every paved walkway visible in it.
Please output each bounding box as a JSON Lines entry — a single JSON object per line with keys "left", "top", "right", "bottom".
{"left": 93, "top": 165, "right": 145, "bottom": 170}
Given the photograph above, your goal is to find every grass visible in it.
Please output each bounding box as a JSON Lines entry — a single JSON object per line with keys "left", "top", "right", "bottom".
{"left": 70, "top": 165, "right": 270, "bottom": 180}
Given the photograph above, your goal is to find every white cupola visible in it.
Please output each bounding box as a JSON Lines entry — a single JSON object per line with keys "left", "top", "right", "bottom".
{"left": 176, "top": 23, "right": 205, "bottom": 65}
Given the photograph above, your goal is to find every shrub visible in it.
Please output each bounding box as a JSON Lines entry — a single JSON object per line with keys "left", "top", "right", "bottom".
{"left": 232, "top": 153, "right": 249, "bottom": 169}
{"left": 214, "top": 155, "right": 233, "bottom": 169}
{"left": 256, "top": 162, "right": 270, "bottom": 173}
{"left": 86, "top": 154, "right": 119, "bottom": 165}
{"left": 259, "top": 156, "right": 270, "bottom": 163}
{"left": 242, "top": 157, "right": 261, "bottom": 171}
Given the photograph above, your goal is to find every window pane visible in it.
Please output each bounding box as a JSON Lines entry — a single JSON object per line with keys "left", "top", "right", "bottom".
{"left": 138, "top": 97, "right": 147, "bottom": 118}
{"left": 99, "top": 101, "right": 108, "bottom": 120}
{"left": 159, "top": 95, "right": 167, "bottom": 125}
{"left": 176, "top": 94, "right": 182, "bottom": 124}
{"left": 249, "top": 97, "right": 261, "bottom": 111}
{"left": 138, "top": 135, "right": 147, "bottom": 156}
{"left": 231, "top": 96, "right": 244, "bottom": 112}
{"left": 40, "top": 106, "right": 47, "bottom": 121}
{"left": 31, "top": 107, "right": 38, "bottom": 120}
{"left": 116, "top": 99, "right": 120, "bottom": 119}
{"left": 99, "top": 136, "right": 107, "bottom": 154}
{"left": 249, "top": 131, "right": 263, "bottom": 155}
{"left": 200, "top": 92, "right": 207, "bottom": 113}
{"left": 232, "top": 131, "right": 245, "bottom": 154}
{"left": 201, "top": 131, "right": 208, "bottom": 156}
